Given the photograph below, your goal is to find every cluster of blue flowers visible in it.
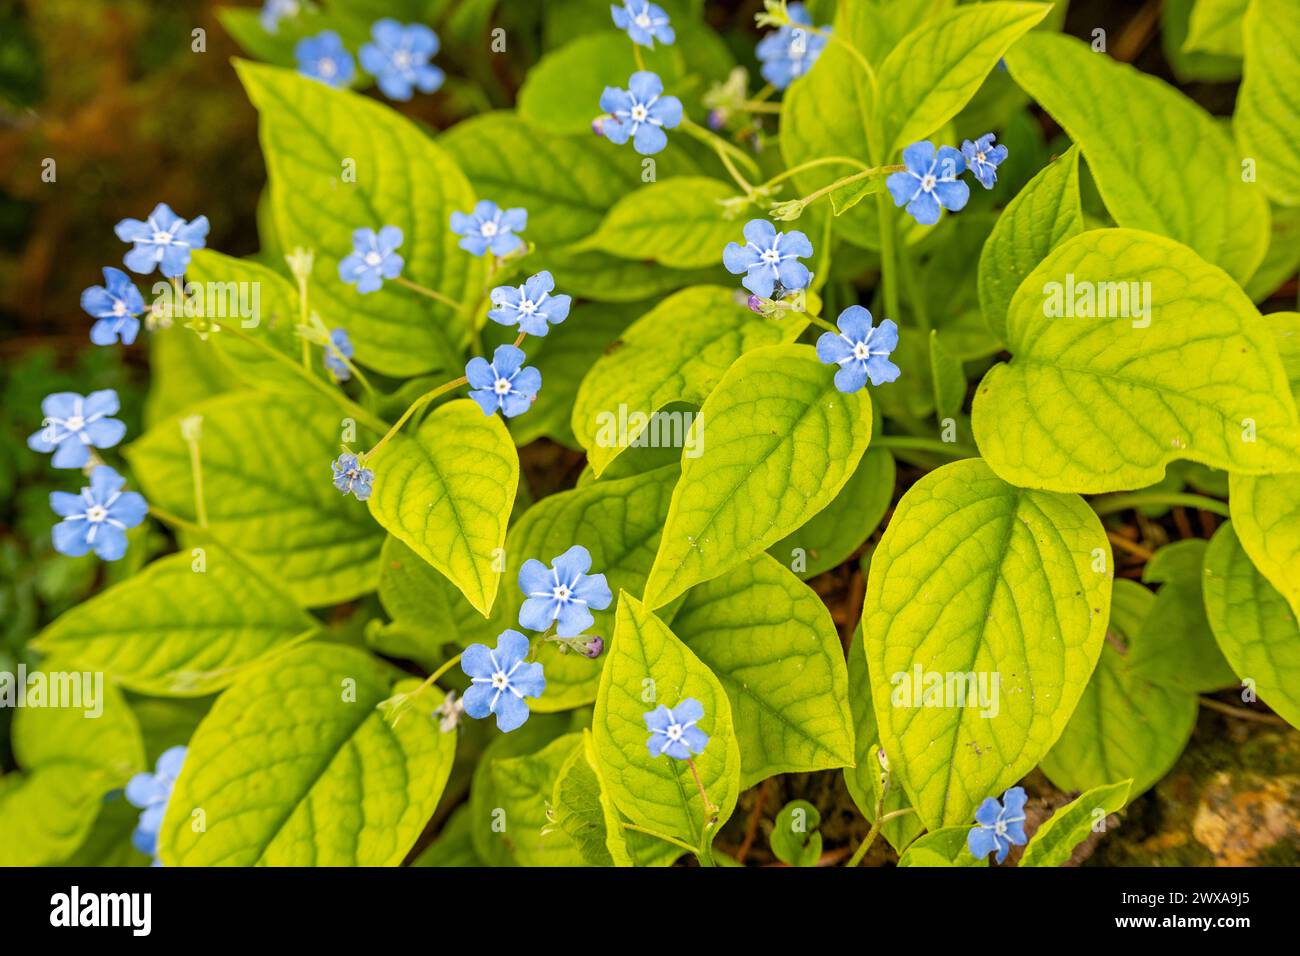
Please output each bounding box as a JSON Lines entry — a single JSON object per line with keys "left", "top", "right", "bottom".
{"left": 594, "top": 5, "right": 683, "bottom": 156}
{"left": 294, "top": 20, "right": 444, "bottom": 102}
{"left": 887, "top": 134, "right": 1008, "bottom": 225}
{"left": 124, "top": 746, "right": 187, "bottom": 866}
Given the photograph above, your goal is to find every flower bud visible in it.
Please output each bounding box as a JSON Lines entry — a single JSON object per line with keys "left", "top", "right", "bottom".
{"left": 583, "top": 636, "right": 605, "bottom": 659}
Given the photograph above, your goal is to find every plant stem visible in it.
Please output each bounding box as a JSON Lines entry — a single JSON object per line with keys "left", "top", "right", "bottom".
{"left": 394, "top": 275, "right": 463, "bottom": 310}
{"left": 679, "top": 117, "right": 760, "bottom": 191}
{"left": 633, "top": 44, "right": 646, "bottom": 72}
{"left": 872, "top": 435, "right": 977, "bottom": 458}
{"left": 1091, "top": 492, "right": 1230, "bottom": 518}
{"left": 147, "top": 504, "right": 207, "bottom": 538}
{"left": 758, "top": 155, "right": 873, "bottom": 193}
{"left": 182, "top": 424, "right": 207, "bottom": 529}
{"left": 874, "top": 191, "right": 902, "bottom": 322}
{"left": 408, "top": 652, "right": 464, "bottom": 701}
{"left": 847, "top": 767, "right": 892, "bottom": 867}
{"left": 1199, "top": 697, "right": 1288, "bottom": 725}
{"left": 807, "top": 25, "right": 877, "bottom": 86}
{"left": 897, "top": 241, "right": 930, "bottom": 335}
{"left": 620, "top": 822, "right": 698, "bottom": 856}
{"left": 363, "top": 376, "right": 468, "bottom": 461}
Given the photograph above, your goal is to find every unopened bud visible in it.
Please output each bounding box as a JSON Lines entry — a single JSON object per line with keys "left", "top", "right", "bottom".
{"left": 583, "top": 636, "right": 605, "bottom": 659}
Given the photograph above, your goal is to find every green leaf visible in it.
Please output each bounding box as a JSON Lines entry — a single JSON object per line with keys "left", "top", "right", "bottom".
{"left": 844, "top": 630, "right": 923, "bottom": 852}
{"left": 769, "top": 447, "right": 895, "bottom": 579}
{"left": 550, "top": 730, "right": 634, "bottom": 867}
{"left": 928, "top": 330, "right": 966, "bottom": 422}
{"left": 592, "top": 594, "right": 742, "bottom": 853}
{"left": 1237, "top": 1, "right": 1300, "bottom": 208}
{"left": 508, "top": 300, "right": 639, "bottom": 449}
{"left": 0, "top": 665, "right": 144, "bottom": 867}
{"left": 519, "top": 32, "right": 682, "bottom": 135}
{"left": 1271, "top": 311, "right": 1300, "bottom": 396}
{"left": 579, "top": 177, "right": 744, "bottom": 269}
{"left": 1041, "top": 580, "right": 1198, "bottom": 797}
{"left": 897, "top": 826, "right": 987, "bottom": 867}
{"left": 127, "top": 391, "right": 385, "bottom": 606}
{"left": 367, "top": 398, "right": 518, "bottom": 616}
{"left": 972, "top": 228, "right": 1300, "bottom": 493}
{"left": 1129, "top": 540, "right": 1237, "bottom": 692}
{"left": 863, "top": 458, "right": 1112, "bottom": 827}
{"left": 236, "top": 60, "right": 485, "bottom": 376}
{"left": 873, "top": 2, "right": 1050, "bottom": 159}
{"left": 411, "top": 805, "right": 484, "bottom": 867}
{"left": 978, "top": 146, "right": 1085, "bottom": 341}
{"left": 572, "top": 286, "right": 804, "bottom": 475}
{"left": 1184, "top": 0, "right": 1247, "bottom": 58}
{"left": 1203, "top": 522, "right": 1300, "bottom": 728}
{"left": 186, "top": 249, "right": 306, "bottom": 394}
{"left": 31, "top": 548, "right": 317, "bottom": 696}
{"left": 1228, "top": 472, "right": 1300, "bottom": 621}
{"left": 645, "top": 344, "right": 873, "bottom": 607}
{"left": 441, "top": 111, "right": 641, "bottom": 250}
{"left": 1163, "top": 0, "right": 1243, "bottom": 82}
{"left": 490, "top": 465, "right": 681, "bottom": 711}
{"left": 1019, "top": 779, "right": 1132, "bottom": 867}
{"left": 546, "top": 247, "right": 717, "bottom": 303}
{"left": 158, "top": 644, "right": 455, "bottom": 866}
{"left": 1247, "top": 213, "right": 1300, "bottom": 303}
{"left": 489, "top": 734, "right": 588, "bottom": 866}
{"left": 1005, "top": 33, "right": 1269, "bottom": 284}
{"left": 669, "top": 553, "right": 855, "bottom": 786}
{"left": 144, "top": 324, "right": 236, "bottom": 426}
{"left": 770, "top": 799, "right": 822, "bottom": 867}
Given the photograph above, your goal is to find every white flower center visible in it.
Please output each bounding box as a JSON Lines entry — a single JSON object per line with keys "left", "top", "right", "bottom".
{"left": 553, "top": 584, "right": 572, "bottom": 602}
{"left": 853, "top": 342, "right": 870, "bottom": 361}
{"left": 85, "top": 504, "right": 108, "bottom": 523}
{"left": 490, "top": 670, "right": 509, "bottom": 690}
{"left": 364, "top": 251, "right": 382, "bottom": 267}
{"left": 480, "top": 221, "right": 499, "bottom": 237}
{"left": 517, "top": 298, "right": 538, "bottom": 315}
{"left": 319, "top": 58, "right": 337, "bottom": 78}
{"left": 976, "top": 151, "right": 987, "bottom": 163}
{"left": 920, "top": 174, "right": 937, "bottom": 192}
{"left": 153, "top": 231, "right": 173, "bottom": 244}
{"left": 666, "top": 722, "right": 684, "bottom": 741}
{"left": 994, "top": 820, "right": 1008, "bottom": 837}
{"left": 64, "top": 415, "right": 85, "bottom": 431}
{"left": 761, "top": 248, "right": 781, "bottom": 265}
{"left": 630, "top": 104, "right": 648, "bottom": 123}
{"left": 393, "top": 50, "right": 412, "bottom": 69}
{"left": 634, "top": 13, "right": 652, "bottom": 28}
{"left": 113, "top": 301, "right": 127, "bottom": 316}
{"left": 493, "top": 377, "right": 512, "bottom": 395}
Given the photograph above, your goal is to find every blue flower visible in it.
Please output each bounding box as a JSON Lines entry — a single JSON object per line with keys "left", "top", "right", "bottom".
{"left": 460, "top": 629, "right": 546, "bottom": 732}
{"left": 644, "top": 698, "right": 709, "bottom": 760}
{"left": 338, "top": 226, "right": 404, "bottom": 293}
{"left": 259, "top": 0, "right": 300, "bottom": 33}
{"left": 49, "top": 466, "right": 147, "bottom": 562}
{"left": 756, "top": 3, "right": 828, "bottom": 90}
{"left": 598, "top": 71, "right": 682, "bottom": 156}
{"left": 359, "top": 19, "right": 444, "bottom": 101}
{"left": 518, "top": 545, "right": 613, "bottom": 637}
{"left": 295, "top": 30, "right": 355, "bottom": 87}
{"left": 487, "top": 270, "right": 571, "bottom": 336}
{"left": 113, "top": 203, "right": 209, "bottom": 278}
{"left": 886, "top": 141, "right": 969, "bottom": 226}
{"left": 125, "top": 745, "right": 186, "bottom": 862}
{"left": 723, "top": 218, "right": 813, "bottom": 298}
{"left": 28, "top": 390, "right": 127, "bottom": 469}
{"left": 816, "top": 306, "right": 900, "bottom": 392}
{"left": 450, "top": 200, "right": 527, "bottom": 258}
{"left": 466, "top": 345, "right": 541, "bottom": 419}
{"left": 611, "top": 1, "right": 675, "bottom": 48}
{"left": 961, "top": 133, "right": 1009, "bottom": 190}
{"left": 81, "top": 267, "right": 144, "bottom": 346}
{"left": 323, "top": 328, "right": 354, "bottom": 382}
{"left": 968, "top": 786, "right": 1029, "bottom": 863}
{"left": 331, "top": 453, "right": 374, "bottom": 501}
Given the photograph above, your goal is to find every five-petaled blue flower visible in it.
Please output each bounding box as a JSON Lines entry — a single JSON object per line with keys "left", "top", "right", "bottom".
{"left": 756, "top": 3, "right": 828, "bottom": 90}
{"left": 599, "top": 71, "right": 682, "bottom": 156}
{"left": 331, "top": 453, "right": 374, "bottom": 501}
{"left": 645, "top": 698, "right": 709, "bottom": 760}
{"left": 968, "top": 785, "right": 1029, "bottom": 864}
{"left": 466, "top": 345, "right": 541, "bottom": 419}
{"left": 887, "top": 141, "right": 969, "bottom": 226}
{"left": 723, "top": 218, "right": 813, "bottom": 298}
{"left": 114, "top": 203, "right": 209, "bottom": 278}
{"left": 359, "top": 19, "right": 444, "bottom": 101}
{"left": 961, "top": 133, "right": 1009, "bottom": 190}
{"left": 259, "top": 0, "right": 300, "bottom": 33}
{"left": 461, "top": 629, "right": 546, "bottom": 733}
{"left": 450, "top": 200, "right": 526, "bottom": 258}
{"left": 125, "top": 745, "right": 187, "bottom": 863}
{"left": 81, "top": 267, "right": 144, "bottom": 346}
{"left": 295, "top": 30, "right": 355, "bottom": 88}
{"left": 324, "top": 328, "right": 354, "bottom": 382}
{"left": 518, "top": 545, "right": 613, "bottom": 637}
{"left": 339, "top": 226, "right": 404, "bottom": 293}
{"left": 611, "top": 1, "right": 675, "bottom": 48}
{"left": 50, "top": 465, "right": 148, "bottom": 562}
{"left": 487, "top": 270, "right": 571, "bottom": 336}
{"left": 816, "top": 306, "right": 900, "bottom": 392}
{"left": 28, "top": 390, "right": 127, "bottom": 469}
